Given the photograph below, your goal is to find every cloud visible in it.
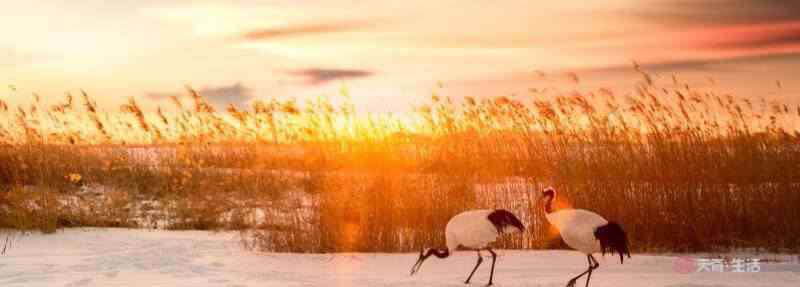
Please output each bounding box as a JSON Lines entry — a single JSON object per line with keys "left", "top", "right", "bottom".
{"left": 707, "top": 24, "right": 800, "bottom": 50}
{"left": 670, "top": 20, "right": 800, "bottom": 58}
{"left": 146, "top": 82, "right": 254, "bottom": 109}
{"left": 640, "top": 0, "right": 800, "bottom": 26}
{"left": 287, "top": 68, "right": 374, "bottom": 85}
{"left": 242, "top": 20, "right": 377, "bottom": 41}
{"left": 577, "top": 53, "right": 800, "bottom": 75}
{"left": 634, "top": 2, "right": 800, "bottom": 58}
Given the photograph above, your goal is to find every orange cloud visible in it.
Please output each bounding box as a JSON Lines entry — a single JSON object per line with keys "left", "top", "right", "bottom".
{"left": 676, "top": 20, "right": 800, "bottom": 59}
{"left": 242, "top": 20, "right": 379, "bottom": 41}
{"left": 286, "top": 68, "right": 374, "bottom": 86}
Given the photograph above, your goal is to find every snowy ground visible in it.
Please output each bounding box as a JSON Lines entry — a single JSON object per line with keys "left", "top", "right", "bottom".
{"left": 1, "top": 229, "right": 798, "bottom": 287}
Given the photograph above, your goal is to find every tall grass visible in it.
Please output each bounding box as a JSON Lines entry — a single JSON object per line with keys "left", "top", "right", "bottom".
{"left": 1, "top": 71, "right": 799, "bottom": 253}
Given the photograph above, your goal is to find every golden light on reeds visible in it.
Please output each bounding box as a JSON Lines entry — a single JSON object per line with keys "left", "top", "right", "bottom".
{"left": 66, "top": 173, "right": 82, "bottom": 183}
{"left": 2, "top": 71, "right": 800, "bottom": 252}
{"left": 0, "top": 69, "right": 796, "bottom": 147}
{"left": 339, "top": 222, "right": 361, "bottom": 251}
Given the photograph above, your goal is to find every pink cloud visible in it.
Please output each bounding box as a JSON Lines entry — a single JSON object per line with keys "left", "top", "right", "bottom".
{"left": 677, "top": 20, "right": 800, "bottom": 58}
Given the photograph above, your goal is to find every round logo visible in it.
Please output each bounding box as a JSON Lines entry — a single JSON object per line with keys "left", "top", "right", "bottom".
{"left": 674, "top": 256, "right": 695, "bottom": 274}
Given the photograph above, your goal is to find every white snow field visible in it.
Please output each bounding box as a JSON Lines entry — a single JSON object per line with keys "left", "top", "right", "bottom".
{"left": 1, "top": 228, "right": 798, "bottom": 287}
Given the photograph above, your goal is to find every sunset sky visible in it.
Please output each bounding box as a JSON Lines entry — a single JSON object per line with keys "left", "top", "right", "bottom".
{"left": 1, "top": 0, "right": 798, "bottom": 112}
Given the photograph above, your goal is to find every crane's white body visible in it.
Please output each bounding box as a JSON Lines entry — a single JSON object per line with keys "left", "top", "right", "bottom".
{"left": 545, "top": 209, "right": 608, "bottom": 254}
{"left": 445, "top": 209, "right": 501, "bottom": 251}
{"left": 538, "top": 187, "right": 629, "bottom": 287}
{"left": 410, "top": 209, "right": 522, "bottom": 285}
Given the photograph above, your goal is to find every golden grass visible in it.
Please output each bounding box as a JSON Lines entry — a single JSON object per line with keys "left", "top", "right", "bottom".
{"left": 1, "top": 70, "right": 799, "bottom": 252}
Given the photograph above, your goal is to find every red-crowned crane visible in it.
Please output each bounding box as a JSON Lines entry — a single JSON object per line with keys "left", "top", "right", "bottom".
{"left": 409, "top": 209, "right": 525, "bottom": 286}
{"left": 538, "top": 187, "right": 630, "bottom": 287}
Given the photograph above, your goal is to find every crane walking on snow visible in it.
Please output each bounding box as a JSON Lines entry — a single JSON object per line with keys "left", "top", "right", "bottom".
{"left": 538, "top": 187, "right": 631, "bottom": 287}
{"left": 409, "top": 209, "right": 525, "bottom": 286}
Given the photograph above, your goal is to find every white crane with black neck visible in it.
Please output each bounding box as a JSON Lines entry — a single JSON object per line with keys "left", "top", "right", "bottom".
{"left": 409, "top": 209, "right": 525, "bottom": 286}
{"left": 537, "top": 187, "right": 631, "bottom": 287}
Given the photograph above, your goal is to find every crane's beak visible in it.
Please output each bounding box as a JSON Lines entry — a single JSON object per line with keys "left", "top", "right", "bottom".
{"left": 409, "top": 249, "right": 425, "bottom": 276}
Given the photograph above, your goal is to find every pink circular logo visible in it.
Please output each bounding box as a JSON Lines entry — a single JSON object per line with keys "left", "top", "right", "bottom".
{"left": 674, "top": 257, "right": 695, "bottom": 274}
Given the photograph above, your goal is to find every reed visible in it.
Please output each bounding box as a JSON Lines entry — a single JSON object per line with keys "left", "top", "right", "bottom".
{"left": 1, "top": 70, "right": 799, "bottom": 253}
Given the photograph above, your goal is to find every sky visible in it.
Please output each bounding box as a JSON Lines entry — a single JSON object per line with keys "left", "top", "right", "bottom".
{"left": 0, "top": 0, "right": 798, "bottom": 112}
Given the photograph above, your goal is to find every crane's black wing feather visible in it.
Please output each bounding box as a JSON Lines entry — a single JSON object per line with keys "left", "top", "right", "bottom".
{"left": 594, "top": 221, "right": 631, "bottom": 264}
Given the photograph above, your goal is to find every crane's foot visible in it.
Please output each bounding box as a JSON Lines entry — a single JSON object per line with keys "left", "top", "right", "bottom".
{"left": 566, "top": 278, "right": 578, "bottom": 287}
{"left": 486, "top": 282, "right": 493, "bottom": 286}
{"left": 464, "top": 280, "right": 470, "bottom": 284}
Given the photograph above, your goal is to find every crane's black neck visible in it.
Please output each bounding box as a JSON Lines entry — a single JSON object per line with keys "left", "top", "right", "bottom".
{"left": 410, "top": 247, "right": 450, "bottom": 276}
{"left": 423, "top": 248, "right": 450, "bottom": 259}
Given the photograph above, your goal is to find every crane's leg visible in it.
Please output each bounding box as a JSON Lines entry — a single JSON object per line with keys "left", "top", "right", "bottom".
{"left": 566, "top": 254, "right": 598, "bottom": 287}
{"left": 465, "top": 250, "right": 484, "bottom": 284}
{"left": 487, "top": 248, "right": 497, "bottom": 286}
{"left": 584, "top": 255, "right": 599, "bottom": 287}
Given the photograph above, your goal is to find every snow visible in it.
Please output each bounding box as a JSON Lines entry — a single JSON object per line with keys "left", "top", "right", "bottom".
{"left": 1, "top": 228, "right": 798, "bottom": 287}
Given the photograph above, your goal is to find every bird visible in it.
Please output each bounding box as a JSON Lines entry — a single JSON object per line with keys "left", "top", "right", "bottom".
{"left": 409, "top": 209, "right": 525, "bottom": 286}
{"left": 537, "top": 187, "right": 630, "bottom": 287}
